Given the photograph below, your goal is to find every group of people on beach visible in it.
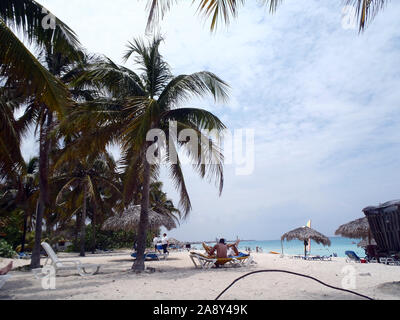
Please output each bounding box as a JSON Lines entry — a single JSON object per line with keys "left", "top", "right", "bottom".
{"left": 153, "top": 233, "right": 169, "bottom": 254}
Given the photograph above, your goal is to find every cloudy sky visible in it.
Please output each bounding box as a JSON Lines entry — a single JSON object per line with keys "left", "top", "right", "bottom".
{"left": 22, "top": 0, "right": 400, "bottom": 241}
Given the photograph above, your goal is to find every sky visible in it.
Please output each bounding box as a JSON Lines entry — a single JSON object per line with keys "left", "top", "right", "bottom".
{"left": 20, "top": 0, "right": 400, "bottom": 241}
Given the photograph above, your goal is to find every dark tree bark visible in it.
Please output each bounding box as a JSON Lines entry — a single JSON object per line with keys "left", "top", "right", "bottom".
{"left": 80, "top": 183, "right": 88, "bottom": 257}
{"left": 21, "top": 211, "right": 28, "bottom": 253}
{"left": 30, "top": 112, "right": 53, "bottom": 269}
{"left": 132, "top": 154, "right": 151, "bottom": 271}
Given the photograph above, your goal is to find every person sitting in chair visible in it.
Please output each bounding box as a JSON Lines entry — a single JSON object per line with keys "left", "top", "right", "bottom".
{"left": 208, "top": 239, "right": 240, "bottom": 259}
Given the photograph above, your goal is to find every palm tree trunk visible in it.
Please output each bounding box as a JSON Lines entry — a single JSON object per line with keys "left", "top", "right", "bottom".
{"left": 133, "top": 154, "right": 151, "bottom": 271}
{"left": 30, "top": 112, "right": 53, "bottom": 269}
{"left": 21, "top": 211, "right": 28, "bottom": 253}
{"left": 74, "top": 211, "right": 81, "bottom": 246}
{"left": 80, "top": 183, "right": 88, "bottom": 257}
{"left": 91, "top": 208, "right": 96, "bottom": 254}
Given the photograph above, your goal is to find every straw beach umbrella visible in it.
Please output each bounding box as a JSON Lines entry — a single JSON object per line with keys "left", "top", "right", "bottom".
{"left": 281, "top": 226, "right": 331, "bottom": 258}
{"left": 103, "top": 204, "right": 177, "bottom": 232}
{"left": 335, "top": 217, "right": 373, "bottom": 244}
{"left": 335, "top": 217, "right": 370, "bottom": 239}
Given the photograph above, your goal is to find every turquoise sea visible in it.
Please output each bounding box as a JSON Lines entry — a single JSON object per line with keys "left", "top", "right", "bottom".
{"left": 235, "top": 237, "right": 365, "bottom": 258}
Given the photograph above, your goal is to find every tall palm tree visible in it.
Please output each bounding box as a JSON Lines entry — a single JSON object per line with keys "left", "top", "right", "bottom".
{"left": 63, "top": 35, "right": 229, "bottom": 270}
{"left": 23, "top": 46, "right": 84, "bottom": 268}
{"left": 0, "top": 0, "right": 82, "bottom": 268}
{"left": 53, "top": 152, "right": 121, "bottom": 256}
{"left": 145, "top": 0, "right": 389, "bottom": 33}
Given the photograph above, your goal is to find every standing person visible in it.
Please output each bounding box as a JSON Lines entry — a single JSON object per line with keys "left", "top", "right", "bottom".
{"left": 161, "top": 233, "right": 169, "bottom": 254}
{"left": 153, "top": 234, "right": 160, "bottom": 253}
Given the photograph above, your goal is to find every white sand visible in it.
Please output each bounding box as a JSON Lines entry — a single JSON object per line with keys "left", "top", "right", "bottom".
{"left": 1, "top": 251, "right": 400, "bottom": 300}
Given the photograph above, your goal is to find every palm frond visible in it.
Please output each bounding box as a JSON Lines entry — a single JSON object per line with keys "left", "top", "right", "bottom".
{"left": 145, "top": 0, "right": 283, "bottom": 32}
{"left": 123, "top": 35, "right": 172, "bottom": 98}
{"left": 0, "top": 20, "right": 72, "bottom": 113}
{"left": 0, "top": 0, "right": 81, "bottom": 56}
{"left": 344, "top": 0, "right": 388, "bottom": 32}
{"left": 158, "top": 71, "right": 230, "bottom": 111}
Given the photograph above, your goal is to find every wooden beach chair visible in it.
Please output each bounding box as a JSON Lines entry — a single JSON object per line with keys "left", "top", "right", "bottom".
{"left": 32, "top": 242, "right": 101, "bottom": 278}
{"left": 0, "top": 275, "right": 11, "bottom": 289}
{"left": 201, "top": 242, "right": 253, "bottom": 267}
{"left": 189, "top": 251, "right": 253, "bottom": 269}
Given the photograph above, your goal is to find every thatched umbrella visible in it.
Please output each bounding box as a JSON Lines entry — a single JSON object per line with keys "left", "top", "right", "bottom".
{"left": 281, "top": 226, "right": 331, "bottom": 258}
{"left": 102, "top": 204, "right": 177, "bottom": 232}
{"left": 335, "top": 217, "right": 371, "bottom": 241}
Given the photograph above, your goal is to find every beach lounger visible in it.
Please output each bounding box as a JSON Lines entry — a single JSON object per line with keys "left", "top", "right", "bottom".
{"left": 345, "top": 251, "right": 364, "bottom": 263}
{"left": 32, "top": 242, "right": 101, "bottom": 278}
{"left": 131, "top": 252, "right": 168, "bottom": 261}
{"left": 0, "top": 275, "right": 11, "bottom": 289}
{"left": 189, "top": 252, "right": 253, "bottom": 269}
{"left": 189, "top": 252, "right": 217, "bottom": 269}
{"left": 305, "top": 255, "right": 332, "bottom": 261}
{"left": 379, "top": 257, "right": 400, "bottom": 266}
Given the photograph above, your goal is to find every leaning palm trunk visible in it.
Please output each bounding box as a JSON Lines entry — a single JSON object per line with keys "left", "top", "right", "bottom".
{"left": 133, "top": 151, "right": 151, "bottom": 271}
{"left": 80, "top": 184, "right": 88, "bottom": 257}
{"left": 30, "top": 112, "right": 53, "bottom": 269}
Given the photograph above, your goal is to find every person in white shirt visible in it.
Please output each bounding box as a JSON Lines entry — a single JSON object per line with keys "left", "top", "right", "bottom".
{"left": 161, "top": 233, "right": 169, "bottom": 254}
{"left": 153, "top": 235, "right": 160, "bottom": 253}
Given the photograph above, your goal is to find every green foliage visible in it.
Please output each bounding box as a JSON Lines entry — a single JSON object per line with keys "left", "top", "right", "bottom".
{"left": 66, "top": 225, "right": 155, "bottom": 252}
{"left": 0, "top": 239, "right": 16, "bottom": 258}
{"left": 0, "top": 209, "right": 23, "bottom": 249}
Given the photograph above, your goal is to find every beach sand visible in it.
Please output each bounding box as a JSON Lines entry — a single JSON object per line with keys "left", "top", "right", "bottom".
{"left": 1, "top": 251, "right": 400, "bottom": 300}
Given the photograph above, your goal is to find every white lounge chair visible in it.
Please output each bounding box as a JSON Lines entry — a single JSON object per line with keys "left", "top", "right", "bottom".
{"left": 189, "top": 252, "right": 217, "bottom": 269}
{"left": 0, "top": 275, "right": 11, "bottom": 289}
{"left": 32, "top": 242, "right": 101, "bottom": 278}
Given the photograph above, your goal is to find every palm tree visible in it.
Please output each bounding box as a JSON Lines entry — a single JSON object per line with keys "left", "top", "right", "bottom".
{"left": 23, "top": 46, "right": 85, "bottom": 268}
{"left": 145, "top": 0, "right": 389, "bottom": 33}
{"left": 1, "top": 0, "right": 82, "bottom": 268}
{"left": 63, "top": 35, "right": 229, "bottom": 270}
{"left": 0, "top": 157, "right": 39, "bottom": 252}
{"left": 18, "top": 158, "right": 39, "bottom": 252}
{"left": 53, "top": 152, "right": 121, "bottom": 256}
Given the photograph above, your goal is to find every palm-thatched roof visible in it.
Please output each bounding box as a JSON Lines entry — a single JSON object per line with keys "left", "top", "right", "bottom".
{"left": 335, "top": 217, "right": 370, "bottom": 239}
{"left": 102, "top": 204, "right": 177, "bottom": 231}
{"left": 281, "top": 226, "right": 331, "bottom": 246}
